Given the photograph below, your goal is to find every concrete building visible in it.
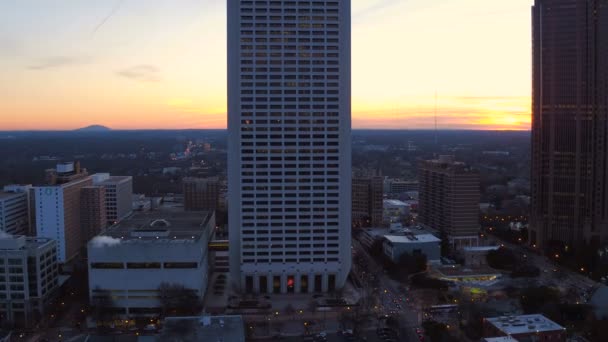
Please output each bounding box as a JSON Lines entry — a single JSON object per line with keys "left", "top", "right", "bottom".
{"left": 531, "top": 0, "right": 608, "bottom": 251}
{"left": 0, "top": 235, "right": 59, "bottom": 327}
{"left": 383, "top": 199, "right": 410, "bottom": 224}
{"left": 87, "top": 211, "right": 215, "bottom": 316}
{"left": 462, "top": 246, "right": 500, "bottom": 267}
{"left": 0, "top": 185, "right": 31, "bottom": 236}
{"left": 382, "top": 234, "right": 441, "bottom": 263}
{"left": 418, "top": 155, "right": 480, "bottom": 248}
{"left": 80, "top": 186, "right": 107, "bottom": 244}
{"left": 92, "top": 173, "right": 133, "bottom": 225}
{"left": 182, "top": 177, "right": 220, "bottom": 211}
{"left": 483, "top": 314, "right": 566, "bottom": 341}
{"left": 384, "top": 179, "right": 419, "bottom": 195}
{"left": 34, "top": 162, "right": 92, "bottom": 262}
{"left": 160, "top": 315, "right": 245, "bottom": 342}
{"left": 227, "top": 0, "right": 352, "bottom": 293}
{"left": 352, "top": 170, "right": 383, "bottom": 227}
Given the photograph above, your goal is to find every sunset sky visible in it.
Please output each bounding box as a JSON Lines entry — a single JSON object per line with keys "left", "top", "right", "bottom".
{"left": 0, "top": 0, "right": 532, "bottom": 131}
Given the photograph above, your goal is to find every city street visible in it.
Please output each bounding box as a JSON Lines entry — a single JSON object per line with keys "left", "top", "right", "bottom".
{"left": 352, "top": 239, "right": 423, "bottom": 342}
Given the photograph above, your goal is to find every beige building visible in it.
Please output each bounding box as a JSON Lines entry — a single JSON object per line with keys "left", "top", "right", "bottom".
{"left": 418, "top": 156, "right": 480, "bottom": 248}
{"left": 352, "top": 170, "right": 383, "bottom": 227}
{"left": 80, "top": 186, "right": 107, "bottom": 244}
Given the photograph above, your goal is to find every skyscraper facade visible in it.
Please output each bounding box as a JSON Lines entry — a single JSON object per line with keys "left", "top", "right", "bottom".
{"left": 228, "top": 0, "right": 352, "bottom": 293}
{"left": 352, "top": 170, "right": 383, "bottom": 228}
{"left": 531, "top": 0, "right": 608, "bottom": 250}
{"left": 418, "top": 156, "right": 480, "bottom": 249}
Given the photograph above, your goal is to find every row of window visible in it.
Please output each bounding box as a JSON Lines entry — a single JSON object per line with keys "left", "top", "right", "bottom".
{"left": 90, "top": 262, "right": 199, "bottom": 269}
{"left": 243, "top": 257, "right": 339, "bottom": 263}
{"left": 240, "top": 1, "right": 339, "bottom": 6}
{"left": 242, "top": 229, "right": 339, "bottom": 234}
{"left": 240, "top": 82, "right": 339, "bottom": 89}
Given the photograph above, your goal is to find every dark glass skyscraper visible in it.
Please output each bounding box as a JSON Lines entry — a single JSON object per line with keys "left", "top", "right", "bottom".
{"left": 531, "top": 0, "right": 608, "bottom": 251}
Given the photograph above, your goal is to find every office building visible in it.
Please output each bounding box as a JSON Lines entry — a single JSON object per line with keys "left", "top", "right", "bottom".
{"left": 34, "top": 162, "right": 92, "bottom": 262}
{"left": 0, "top": 235, "right": 59, "bottom": 327}
{"left": 483, "top": 314, "right": 566, "bottom": 342}
{"left": 0, "top": 185, "right": 31, "bottom": 236}
{"left": 92, "top": 173, "right": 133, "bottom": 225}
{"left": 383, "top": 199, "right": 410, "bottom": 224}
{"left": 418, "top": 156, "right": 480, "bottom": 248}
{"left": 80, "top": 186, "right": 107, "bottom": 244}
{"left": 531, "top": 0, "right": 608, "bottom": 250}
{"left": 183, "top": 177, "right": 220, "bottom": 211}
{"left": 87, "top": 211, "right": 214, "bottom": 316}
{"left": 384, "top": 179, "right": 419, "bottom": 195}
{"left": 382, "top": 234, "right": 441, "bottom": 263}
{"left": 352, "top": 170, "right": 383, "bottom": 227}
{"left": 227, "top": 0, "right": 352, "bottom": 293}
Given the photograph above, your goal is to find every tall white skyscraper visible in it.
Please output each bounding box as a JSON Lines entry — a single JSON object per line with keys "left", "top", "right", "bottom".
{"left": 228, "top": 0, "right": 351, "bottom": 294}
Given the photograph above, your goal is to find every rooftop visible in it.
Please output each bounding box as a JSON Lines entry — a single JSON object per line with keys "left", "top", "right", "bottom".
{"left": 384, "top": 234, "right": 440, "bottom": 244}
{"left": 463, "top": 246, "right": 501, "bottom": 252}
{"left": 0, "top": 235, "right": 55, "bottom": 251}
{"left": 485, "top": 314, "right": 565, "bottom": 335}
{"left": 0, "top": 191, "right": 25, "bottom": 200}
{"left": 100, "top": 210, "right": 213, "bottom": 242}
{"left": 100, "top": 175, "right": 132, "bottom": 184}
{"left": 484, "top": 337, "right": 519, "bottom": 342}
{"left": 383, "top": 199, "right": 408, "bottom": 206}
{"left": 160, "top": 315, "right": 245, "bottom": 342}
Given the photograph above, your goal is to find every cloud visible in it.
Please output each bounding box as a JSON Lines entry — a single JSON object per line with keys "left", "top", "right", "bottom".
{"left": 90, "top": 236, "right": 121, "bottom": 248}
{"left": 27, "top": 56, "right": 91, "bottom": 70}
{"left": 92, "top": 0, "right": 125, "bottom": 35}
{"left": 117, "top": 64, "right": 161, "bottom": 82}
{"left": 354, "top": 0, "right": 399, "bottom": 18}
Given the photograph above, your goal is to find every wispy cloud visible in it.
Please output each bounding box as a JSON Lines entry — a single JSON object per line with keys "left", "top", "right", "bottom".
{"left": 92, "top": 0, "right": 125, "bottom": 36}
{"left": 353, "top": 0, "right": 399, "bottom": 19}
{"left": 116, "top": 64, "right": 161, "bottom": 82}
{"left": 27, "top": 56, "right": 91, "bottom": 70}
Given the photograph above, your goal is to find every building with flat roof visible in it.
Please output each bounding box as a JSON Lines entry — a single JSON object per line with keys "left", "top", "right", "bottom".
{"left": 463, "top": 246, "right": 500, "bottom": 267}
{"left": 483, "top": 314, "right": 566, "bottom": 341}
{"left": 160, "top": 315, "right": 245, "bottom": 342}
{"left": 0, "top": 185, "right": 31, "bottom": 236}
{"left": 382, "top": 234, "right": 441, "bottom": 263}
{"left": 531, "top": 0, "right": 608, "bottom": 251}
{"left": 0, "top": 235, "right": 59, "bottom": 327}
{"left": 92, "top": 173, "right": 133, "bottom": 225}
{"left": 87, "top": 210, "right": 215, "bottom": 316}
{"left": 383, "top": 199, "right": 410, "bottom": 224}
{"left": 228, "top": 0, "right": 352, "bottom": 294}
{"left": 418, "top": 155, "right": 480, "bottom": 248}
{"left": 34, "top": 162, "right": 93, "bottom": 262}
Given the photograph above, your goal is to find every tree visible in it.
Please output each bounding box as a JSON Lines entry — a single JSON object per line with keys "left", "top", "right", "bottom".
{"left": 486, "top": 247, "right": 518, "bottom": 270}
{"left": 520, "top": 286, "right": 561, "bottom": 314}
{"left": 369, "top": 238, "right": 384, "bottom": 258}
{"left": 422, "top": 320, "right": 450, "bottom": 342}
{"left": 158, "top": 282, "right": 200, "bottom": 316}
{"left": 397, "top": 252, "right": 427, "bottom": 275}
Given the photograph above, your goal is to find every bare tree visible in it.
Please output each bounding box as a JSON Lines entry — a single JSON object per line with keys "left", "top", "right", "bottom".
{"left": 158, "top": 282, "right": 200, "bottom": 316}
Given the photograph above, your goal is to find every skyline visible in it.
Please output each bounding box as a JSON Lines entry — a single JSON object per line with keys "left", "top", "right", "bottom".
{"left": 0, "top": 0, "right": 532, "bottom": 131}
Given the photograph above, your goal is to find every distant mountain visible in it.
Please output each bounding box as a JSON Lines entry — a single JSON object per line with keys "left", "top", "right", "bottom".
{"left": 75, "top": 125, "right": 111, "bottom": 132}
